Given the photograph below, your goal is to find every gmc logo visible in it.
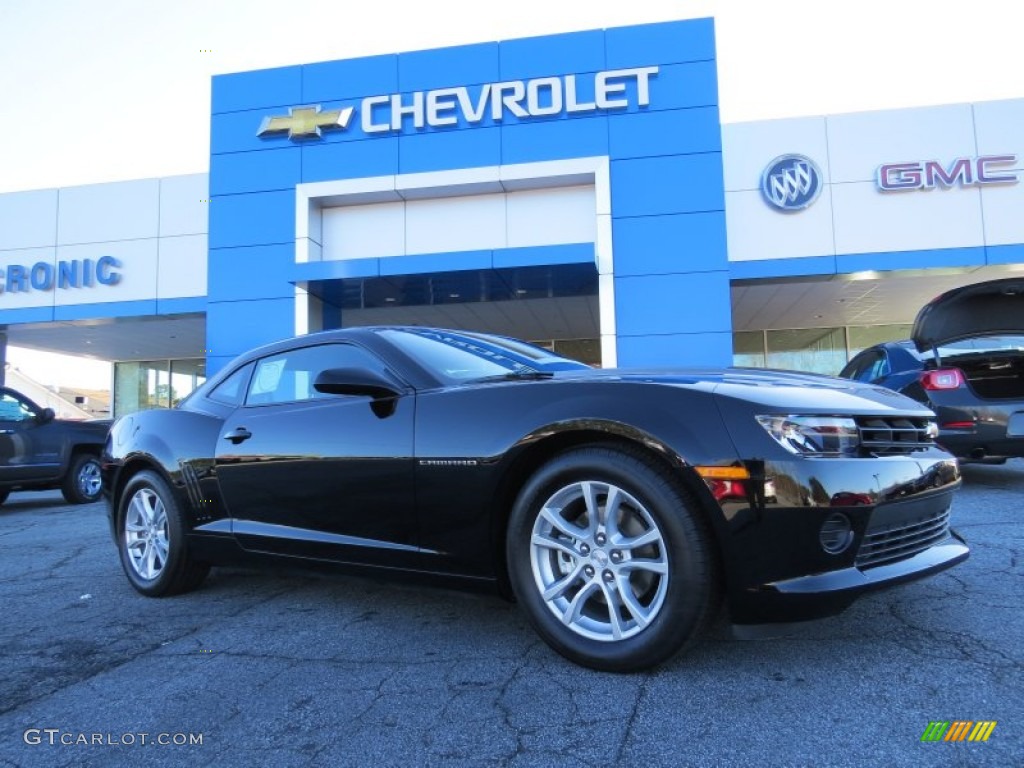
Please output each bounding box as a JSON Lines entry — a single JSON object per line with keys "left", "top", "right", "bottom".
{"left": 877, "top": 154, "right": 1018, "bottom": 191}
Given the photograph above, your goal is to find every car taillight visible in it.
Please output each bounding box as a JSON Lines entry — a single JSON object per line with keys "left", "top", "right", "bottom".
{"left": 920, "top": 368, "right": 965, "bottom": 391}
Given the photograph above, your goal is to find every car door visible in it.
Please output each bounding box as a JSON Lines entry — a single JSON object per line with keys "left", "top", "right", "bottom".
{"left": 214, "top": 342, "right": 419, "bottom": 568}
{"left": 0, "top": 390, "right": 62, "bottom": 481}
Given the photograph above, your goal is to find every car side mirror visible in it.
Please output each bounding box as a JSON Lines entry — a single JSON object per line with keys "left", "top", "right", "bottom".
{"left": 37, "top": 407, "right": 55, "bottom": 424}
{"left": 314, "top": 368, "right": 401, "bottom": 418}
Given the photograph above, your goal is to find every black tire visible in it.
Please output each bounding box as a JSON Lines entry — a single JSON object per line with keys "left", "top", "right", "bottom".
{"left": 507, "top": 446, "right": 718, "bottom": 672}
{"left": 61, "top": 453, "right": 103, "bottom": 504}
{"left": 116, "top": 470, "right": 209, "bottom": 596}
{"left": 0, "top": 489, "right": 9, "bottom": 507}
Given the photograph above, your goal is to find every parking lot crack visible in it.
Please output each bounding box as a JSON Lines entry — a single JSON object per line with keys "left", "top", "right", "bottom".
{"left": 613, "top": 671, "right": 649, "bottom": 765}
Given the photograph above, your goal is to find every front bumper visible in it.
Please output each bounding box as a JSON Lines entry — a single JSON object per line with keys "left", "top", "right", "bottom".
{"left": 712, "top": 452, "right": 968, "bottom": 625}
{"left": 731, "top": 529, "right": 968, "bottom": 625}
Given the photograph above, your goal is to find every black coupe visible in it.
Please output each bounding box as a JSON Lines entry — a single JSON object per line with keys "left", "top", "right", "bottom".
{"left": 102, "top": 327, "right": 968, "bottom": 671}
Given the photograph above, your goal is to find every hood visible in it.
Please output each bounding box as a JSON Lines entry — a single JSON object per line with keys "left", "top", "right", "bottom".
{"left": 549, "top": 367, "right": 933, "bottom": 416}
{"left": 912, "top": 277, "right": 1024, "bottom": 352}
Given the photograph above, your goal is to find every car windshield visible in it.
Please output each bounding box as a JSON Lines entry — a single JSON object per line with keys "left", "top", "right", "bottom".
{"left": 379, "top": 329, "right": 589, "bottom": 383}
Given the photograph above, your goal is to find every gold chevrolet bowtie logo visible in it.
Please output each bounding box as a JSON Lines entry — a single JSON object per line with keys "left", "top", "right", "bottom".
{"left": 256, "top": 105, "right": 354, "bottom": 140}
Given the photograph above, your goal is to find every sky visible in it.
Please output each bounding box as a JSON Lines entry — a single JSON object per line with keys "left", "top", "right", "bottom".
{"left": 0, "top": 0, "right": 1021, "bottom": 387}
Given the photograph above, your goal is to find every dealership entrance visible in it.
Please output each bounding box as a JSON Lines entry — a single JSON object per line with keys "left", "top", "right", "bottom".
{"left": 305, "top": 262, "right": 602, "bottom": 366}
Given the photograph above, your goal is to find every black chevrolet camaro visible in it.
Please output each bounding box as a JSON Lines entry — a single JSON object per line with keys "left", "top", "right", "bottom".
{"left": 102, "top": 327, "right": 968, "bottom": 671}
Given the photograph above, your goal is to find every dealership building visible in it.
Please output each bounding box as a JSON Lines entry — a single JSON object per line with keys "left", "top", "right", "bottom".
{"left": 0, "top": 17, "right": 1021, "bottom": 415}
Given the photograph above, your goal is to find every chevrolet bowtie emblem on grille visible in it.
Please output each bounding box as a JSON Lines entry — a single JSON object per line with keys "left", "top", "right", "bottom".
{"left": 256, "top": 105, "right": 354, "bottom": 140}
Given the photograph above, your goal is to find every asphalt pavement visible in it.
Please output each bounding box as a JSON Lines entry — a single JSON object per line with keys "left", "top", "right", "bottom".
{"left": 1, "top": 461, "right": 1021, "bottom": 767}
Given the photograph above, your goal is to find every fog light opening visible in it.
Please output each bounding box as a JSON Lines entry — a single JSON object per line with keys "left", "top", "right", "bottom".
{"left": 820, "top": 513, "right": 854, "bottom": 555}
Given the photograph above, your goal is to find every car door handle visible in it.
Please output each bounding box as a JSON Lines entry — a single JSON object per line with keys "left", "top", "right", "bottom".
{"left": 223, "top": 427, "right": 252, "bottom": 444}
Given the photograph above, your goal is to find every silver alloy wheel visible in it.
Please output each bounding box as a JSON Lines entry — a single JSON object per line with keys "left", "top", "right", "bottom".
{"left": 124, "top": 488, "right": 170, "bottom": 581}
{"left": 530, "top": 480, "right": 669, "bottom": 642}
{"left": 77, "top": 459, "right": 102, "bottom": 499}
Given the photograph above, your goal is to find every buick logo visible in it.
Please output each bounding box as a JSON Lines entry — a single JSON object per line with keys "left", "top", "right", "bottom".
{"left": 761, "top": 154, "right": 823, "bottom": 212}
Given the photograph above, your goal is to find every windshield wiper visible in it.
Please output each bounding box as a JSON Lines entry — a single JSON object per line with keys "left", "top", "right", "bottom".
{"left": 469, "top": 371, "right": 555, "bottom": 383}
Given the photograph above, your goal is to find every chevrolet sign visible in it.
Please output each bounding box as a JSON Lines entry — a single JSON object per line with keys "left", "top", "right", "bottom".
{"left": 258, "top": 67, "right": 659, "bottom": 139}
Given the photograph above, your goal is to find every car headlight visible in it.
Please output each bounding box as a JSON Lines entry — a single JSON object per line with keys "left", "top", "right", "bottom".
{"left": 756, "top": 415, "right": 860, "bottom": 457}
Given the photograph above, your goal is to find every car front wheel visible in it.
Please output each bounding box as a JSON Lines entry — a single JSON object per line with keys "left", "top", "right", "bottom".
{"left": 61, "top": 453, "right": 103, "bottom": 504}
{"left": 507, "top": 446, "right": 718, "bottom": 672}
{"left": 117, "top": 470, "right": 209, "bottom": 596}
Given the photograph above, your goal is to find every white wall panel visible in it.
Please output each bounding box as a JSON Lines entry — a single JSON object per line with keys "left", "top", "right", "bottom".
{"left": 827, "top": 104, "right": 975, "bottom": 183}
{"left": 158, "top": 235, "right": 208, "bottom": 298}
{"left": 159, "top": 174, "right": 209, "bottom": 237}
{"left": 506, "top": 186, "right": 595, "bottom": 248}
{"left": 406, "top": 193, "right": 507, "bottom": 254}
{"left": 322, "top": 185, "right": 597, "bottom": 260}
{"left": 980, "top": 183, "right": 1024, "bottom": 246}
{"left": 322, "top": 201, "right": 405, "bottom": 260}
{"left": 0, "top": 190, "right": 58, "bottom": 251}
{"left": 832, "top": 181, "right": 983, "bottom": 255}
{"left": 0, "top": 247, "right": 57, "bottom": 309}
{"left": 58, "top": 179, "right": 160, "bottom": 245}
{"left": 722, "top": 117, "right": 829, "bottom": 192}
{"left": 726, "top": 188, "right": 835, "bottom": 261}
{"left": 53, "top": 240, "right": 158, "bottom": 306}
{"left": 973, "top": 99, "right": 1024, "bottom": 171}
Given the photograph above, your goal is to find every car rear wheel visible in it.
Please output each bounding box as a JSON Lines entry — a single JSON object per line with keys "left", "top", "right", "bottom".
{"left": 117, "top": 470, "right": 209, "bottom": 596}
{"left": 61, "top": 453, "right": 103, "bottom": 504}
{"left": 507, "top": 446, "right": 718, "bottom": 672}
{"left": 0, "top": 490, "right": 8, "bottom": 507}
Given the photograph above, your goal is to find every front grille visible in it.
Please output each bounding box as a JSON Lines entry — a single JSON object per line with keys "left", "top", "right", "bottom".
{"left": 856, "top": 416, "right": 934, "bottom": 455}
{"left": 855, "top": 507, "right": 950, "bottom": 568}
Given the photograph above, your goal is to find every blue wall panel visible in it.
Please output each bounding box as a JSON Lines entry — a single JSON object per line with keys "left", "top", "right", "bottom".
{"left": 379, "top": 250, "right": 492, "bottom": 276}
{"left": 836, "top": 246, "right": 985, "bottom": 274}
{"left": 617, "top": 331, "right": 733, "bottom": 368}
{"left": 399, "top": 126, "right": 501, "bottom": 174}
{"left": 55, "top": 300, "right": 158, "bottom": 322}
{"left": 988, "top": 243, "right": 1024, "bottom": 265}
{"left": 613, "top": 213, "right": 728, "bottom": 276}
{"left": 499, "top": 29, "right": 606, "bottom": 80}
{"left": 209, "top": 245, "right": 298, "bottom": 301}
{"left": 303, "top": 54, "right": 398, "bottom": 102}
{"left": 614, "top": 271, "right": 731, "bottom": 337}
{"left": 492, "top": 244, "right": 594, "bottom": 269}
{"left": 206, "top": 298, "right": 295, "bottom": 367}
{"left": 399, "top": 42, "right": 500, "bottom": 91}
{"left": 611, "top": 154, "right": 725, "bottom": 217}
{"left": 301, "top": 137, "right": 399, "bottom": 182}
{"left": 501, "top": 117, "right": 608, "bottom": 165}
{"left": 156, "top": 297, "right": 206, "bottom": 315}
{"left": 729, "top": 255, "right": 837, "bottom": 280}
{"left": 605, "top": 18, "right": 716, "bottom": 68}
{"left": 212, "top": 66, "right": 302, "bottom": 114}
{"left": 625, "top": 61, "right": 718, "bottom": 113}
{"left": 209, "top": 190, "right": 295, "bottom": 249}
{"left": 609, "top": 107, "right": 721, "bottom": 159}
{"left": 0, "top": 307, "right": 55, "bottom": 324}
{"left": 209, "top": 147, "right": 301, "bottom": 196}
{"left": 295, "top": 259, "right": 381, "bottom": 282}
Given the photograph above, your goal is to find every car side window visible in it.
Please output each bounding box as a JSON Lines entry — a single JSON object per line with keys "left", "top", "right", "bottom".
{"left": 867, "top": 353, "right": 890, "bottom": 381}
{"left": 847, "top": 351, "right": 889, "bottom": 383}
{"left": 0, "top": 392, "right": 37, "bottom": 422}
{"left": 245, "top": 343, "right": 391, "bottom": 406}
{"left": 208, "top": 363, "right": 254, "bottom": 406}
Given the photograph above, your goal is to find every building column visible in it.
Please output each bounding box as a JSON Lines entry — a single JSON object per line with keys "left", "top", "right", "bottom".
{"left": 0, "top": 332, "right": 8, "bottom": 386}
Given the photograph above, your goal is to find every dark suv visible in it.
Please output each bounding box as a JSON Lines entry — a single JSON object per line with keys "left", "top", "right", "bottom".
{"left": 0, "top": 386, "right": 110, "bottom": 505}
